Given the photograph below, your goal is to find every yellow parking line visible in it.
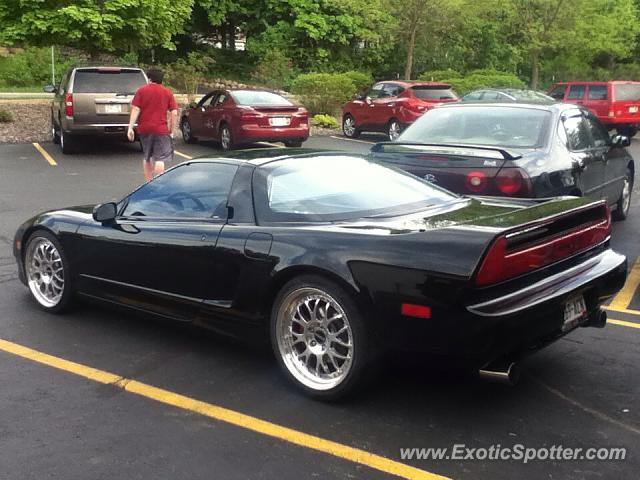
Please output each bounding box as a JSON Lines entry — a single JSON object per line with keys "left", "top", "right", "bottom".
{"left": 602, "top": 305, "right": 640, "bottom": 316}
{"left": 608, "top": 318, "right": 640, "bottom": 329}
{"left": 0, "top": 337, "right": 448, "bottom": 480}
{"left": 32, "top": 142, "right": 57, "bottom": 166}
{"left": 608, "top": 257, "right": 640, "bottom": 310}
{"left": 174, "top": 150, "right": 193, "bottom": 160}
{"left": 258, "top": 142, "right": 285, "bottom": 148}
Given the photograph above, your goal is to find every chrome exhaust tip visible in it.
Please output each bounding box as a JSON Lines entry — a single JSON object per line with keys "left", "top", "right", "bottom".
{"left": 581, "top": 309, "right": 607, "bottom": 329}
{"left": 478, "top": 361, "right": 521, "bottom": 386}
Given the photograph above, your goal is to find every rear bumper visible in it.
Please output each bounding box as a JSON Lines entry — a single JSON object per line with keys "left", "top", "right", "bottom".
{"left": 63, "top": 122, "right": 131, "bottom": 137}
{"left": 389, "top": 249, "right": 627, "bottom": 366}
{"left": 236, "top": 124, "right": 309, "bottom": 144}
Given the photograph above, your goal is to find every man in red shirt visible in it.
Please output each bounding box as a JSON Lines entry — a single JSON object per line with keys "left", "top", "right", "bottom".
{"left": 127, "top": 68, "right": 178, "bottom": 180}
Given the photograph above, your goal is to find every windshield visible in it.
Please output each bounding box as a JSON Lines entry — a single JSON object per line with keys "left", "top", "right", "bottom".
{"left": 254, "top": 156, "right": 457, "bottom": 223}
{"left": 411, "top": 86, "right": 458, "bottom": 100}
{"left": 230, "top": 90, "right": 292, "bottom": 106}
{"left": 399, "top": 106, "right": 551, "bottom": 148}
{"left": 73, "top": 70, "right": 147, "bottom": 94}
{"left": 614, "top": 84, "right": 640, "bottom": 101}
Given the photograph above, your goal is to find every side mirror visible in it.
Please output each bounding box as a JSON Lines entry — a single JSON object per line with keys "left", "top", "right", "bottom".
{"left": 43, "top": 85, "right": 56, "bottom": 93}
{"left": 188, "top": 102, "right": 197, "bottom": 109}
{"left": 92, "top": 202, "right": 117, "bottom": 223}
{"left": 611, "top": 134, "right": 631, "bottom": 148}
{"left": 353, "top": 93, "right": 365, "bottom": 101}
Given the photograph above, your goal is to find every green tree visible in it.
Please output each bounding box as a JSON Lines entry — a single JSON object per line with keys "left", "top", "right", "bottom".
{"left": 0, "top": 0, "right": 194, "bottom": 57}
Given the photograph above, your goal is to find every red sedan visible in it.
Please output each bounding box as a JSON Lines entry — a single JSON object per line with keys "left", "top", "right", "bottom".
{"left": 342, "top": 81, "right": 458, "bottom": 141}
{"left": 180, "top": 89, "right": 309, "bottom": 150}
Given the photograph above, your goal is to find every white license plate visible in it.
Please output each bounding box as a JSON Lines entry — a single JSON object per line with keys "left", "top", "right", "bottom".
{"left": 562, "top": 295, "right": 587, "bottom": 331}
{"left": 269, "top": 116, "right": 290, "bottom": 126}
{"left": 629, "top": 106, "right": 638, "bottom": 113}
{"left": 105, "top": 104, "right": 122, "bottom": 113}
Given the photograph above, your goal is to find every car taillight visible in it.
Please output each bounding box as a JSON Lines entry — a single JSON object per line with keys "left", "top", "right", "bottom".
{"left": 475, "top": 206, "right": 611, "bottom": 286}
{"left": 294, "top": 107, "right": 308, "bottom": 118}
{"left": 465, "top": 171, "right": 488, "bottom": 193}
{"left": 495, "top": 168, "right": 532, "bottom": 196}
{"left": 240, "top": 108, "right": 260, "bottom": 119}
{"left": 405, "top": 100, "right": 428, "bottom": 113}
{"left": 65, "top": 93, "right": 74, "bottom": 117}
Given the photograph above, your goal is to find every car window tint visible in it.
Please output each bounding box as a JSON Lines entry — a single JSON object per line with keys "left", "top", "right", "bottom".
{"left": 73, "top": 70, "right": 147, "bottom": 94}
{"left": 584, "top": 114, "right": 610, "bottom": 147}
{"left": 463, "top": 91, "right": 482, "bottom": 100}
{"left": 567, "top": 85, "right": 586, "bottom": 100}
{"left": 198, "top": 94, "right": 217, "bottom": 108}
{"left": 383, "top": 84, "right": 404, "bottom": 97}
{"left": 563, "top": 115, "right": 592, "bottom": 151}
{"left": 614, "top": 84, "right": 640, "bottom": 101}
{"left": 122, "top": 163, "right": 238, "bottom": 219}
{"left": 367, "top": 84, "right": 384, "bottom": 99}
{"left": 588, "top": 85, "right": 607, "bottom": 100}
{"left": 230, "top": 90, "right": 292, "bottom": 106}
{"left": 548, "top": 85, "right": 566, "bottom": 100}
{"left": 411, "top": 86, "right": 457, "bottom": 100}
{"left": 214, "top": 94, "right": 227, "bottom": 106}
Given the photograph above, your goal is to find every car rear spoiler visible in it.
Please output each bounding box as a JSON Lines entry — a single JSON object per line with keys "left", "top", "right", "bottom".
{"left": 370, "top": 142, "right": 523, "bottom": 160}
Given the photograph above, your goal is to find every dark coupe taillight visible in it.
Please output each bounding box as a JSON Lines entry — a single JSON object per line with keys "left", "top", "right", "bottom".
{"left": 475, "top": 205, "right": 611, "bottom": 286}
{"left": 495, "top": 168, "right": 532, "bottom": 196}
{"left": 465, "top": 171, "right": 488, "bottom": 193}
{"left": 64, "top": 93, "right": 74, "bottom": 117}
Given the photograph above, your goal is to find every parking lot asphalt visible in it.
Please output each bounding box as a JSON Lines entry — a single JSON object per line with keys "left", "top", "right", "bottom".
{"left": 1, "top": 135, "right": 639, "bottom": 480}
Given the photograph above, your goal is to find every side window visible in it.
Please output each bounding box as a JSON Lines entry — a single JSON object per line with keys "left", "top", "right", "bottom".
{"left": 367, "top": 83, "right": 384, "bottom": 99}
{"left": 383, "top": 83, "right": 404, "bottom": 97}
{"left": 584, "top": 113, "right": 610, "bottom": 147}
{"left": 122, "top": 163, "right": 238, "bottom": 219}
{"left": 483, "top": 92, "right": 501, "bottom": 100}
{"left": 548, "top": 85, "right": 566, "bottom": 100}
{"left": 587, "top": 85, "right": 607, "bottom": 100}
{"left": 464, "top": 91, "right": 482, "bottom": 101}
{"left": 214, "top": 94, "right": 227, "bottom": 107}
{"left": 198, "top": 93, "right": 217, "bottom": 108}
{"left": 567, "top": 85, "right": 586, "bottom": 100}
{"left": 58, "top": 72, "right": 72, "bottom": 95}
{"left": 562, "top": 114, "right": 593, "bottom": 151}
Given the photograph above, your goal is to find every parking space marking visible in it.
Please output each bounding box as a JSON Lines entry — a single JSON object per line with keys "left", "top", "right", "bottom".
{"left": 608, "top": 318, "right": 640, "bottom": 330}
{"left": 0, "top": 337, "right": 449, "bottom": 480}
{"left": 174, "top": 150, "right": 193, "bottom": 160}
{"left": 32, "top": 142, "right": 57, "bottom": 166}
{"left": 257, "top": 142, "right": 285, "bottom": 148}
{"left": 608, "top": 257, "right": 640, "bottom": 311}
{"left": 603, "top": 305, "right": 640, "bottom": 317}
{"left": 330, "top": 135, "right": 376, "bottom": 145}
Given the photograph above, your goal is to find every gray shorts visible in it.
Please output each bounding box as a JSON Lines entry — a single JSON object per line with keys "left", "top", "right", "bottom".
{"left": 140, "top": 134, "right": 173, "bottom": 162}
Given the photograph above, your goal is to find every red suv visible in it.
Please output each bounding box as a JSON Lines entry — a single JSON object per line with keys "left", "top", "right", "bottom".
{"left": 342, "top": 81, "right": 458, "bottom": 140}
{"left": 548, "top": 81, "right": 640, "bottom": 137}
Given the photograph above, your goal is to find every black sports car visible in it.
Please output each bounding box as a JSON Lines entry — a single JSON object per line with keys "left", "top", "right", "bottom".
{"left": 14, "top": 150, "right": 627, "bottom": 399}
{"left": 369, "top": 103, "right": 635, "bottom": 220}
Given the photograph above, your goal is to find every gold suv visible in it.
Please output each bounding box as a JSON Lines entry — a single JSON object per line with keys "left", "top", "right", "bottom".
{"left": 44, "top": 66, "right": 148, "bottom": 153}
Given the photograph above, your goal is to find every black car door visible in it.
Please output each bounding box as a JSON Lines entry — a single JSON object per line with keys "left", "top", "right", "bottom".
{"left": 583, "top": 111, "right": 628, "bottom": 205}
{"left": 75, "top": 161, "right": 239, "bottom": 320}
{"left": 561, "top": 110, "right": 605, "bottom": 199}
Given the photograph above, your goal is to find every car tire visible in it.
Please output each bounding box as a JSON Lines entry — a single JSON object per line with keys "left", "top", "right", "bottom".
{"left": 60, "top": 129, "right": 76, "bottom": 154}
{"left": 181, "top": 118, "right": 197, "bottom": 144}
{"left": 220, "top": 123, "right": 234, "bottom": 151}
{"left": 271, "top": 275, "right": 373, "bottom": 400}
{"left": 23, "top": 230, "right": 74, "bottom": 314}
{"left": 284, "top": 140, "right": 303, "bottom": 148}
{"left": 612, "top": 166, "right": 633, "bottom": 221}
{"left": 342, "top": 114, "right": 360, "bottom": 138}
{"left": 617, "top": 125, "right": 638, "bottom": 138}
{"left": 51, "top": 115, "right": 60, "bottom": 145}
{"left": 387, "top": 118, "right": 401, "bottom": 141}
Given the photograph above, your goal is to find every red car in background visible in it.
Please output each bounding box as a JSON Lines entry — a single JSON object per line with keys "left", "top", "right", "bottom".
{"left": 342, "top": 81, "right": 458, "bottom": 141}
{"left": 181, "top": 89, "right": 309, "bottom": 150}
{"left": 548, "top": 81, "right": 640, "bottom": 137}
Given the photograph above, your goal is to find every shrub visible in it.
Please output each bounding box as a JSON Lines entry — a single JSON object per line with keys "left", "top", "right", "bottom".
{"left": 0, "top": 47, "right": 82, "bottom": 89}
{"left": 251, "top": 49, "right": 295, "bottom": 90}
{"left": 291, "top": 73, "right": 356, "bottom": 115}
{"left": 340, "top": 71, "right": 373, "bottom": 93}
{"left": 418, "top": 69, "right": 525, "bottom": 95}
{"left": 0, "top": 109, "right": 13, "bottom": 123}
{"left": 311, "top": 114, "right": 339, "bottom": 129}
{"left": 164, "top": 52, "right": 215, "bottom": 102}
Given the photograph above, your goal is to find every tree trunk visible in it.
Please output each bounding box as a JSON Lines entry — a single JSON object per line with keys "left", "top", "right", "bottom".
{"left": 530, "top": 50, "right": 540, "bottom": 90}
{"left": 227, "top": 22, "right": 236, "bottom": 50}
{"left": 404, "top": 22, "right": 418, "bottom": 80}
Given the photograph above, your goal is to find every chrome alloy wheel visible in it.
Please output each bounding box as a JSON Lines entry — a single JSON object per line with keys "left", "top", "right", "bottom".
{"left": 26, "top": 237, "right": 65, "bottom": 308}
{"left": 621, "top": 176, "right": 631, "bottom": 215}
{"left": 388, "top": 120, "right": 401, "bottom": 141}
{"left": 220, "top": 126, "right": 231, "bottom": 150}
{"left": 276, "top": 288, "right": 354, "bottom": 391}
{"left": 343, "top": 115, "right": 356, "bottom": 137}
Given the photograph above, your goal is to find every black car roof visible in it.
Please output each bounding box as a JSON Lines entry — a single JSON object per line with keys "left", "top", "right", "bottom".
{"left": 183, "top": 148, "right": 363, "bottom": 167}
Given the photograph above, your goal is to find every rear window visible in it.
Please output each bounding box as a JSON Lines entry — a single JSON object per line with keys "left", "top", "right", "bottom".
{"left": 73, "top": 70, "right": 147, "bottom": 94}
{"left": 230, "top": 90, "right": 292, "bottom": 106}
{"left": 614, "top": 84, "right": 640, "bottom": 101}
{"left": 411, "top": 86, "right": 458, "bottom": 100}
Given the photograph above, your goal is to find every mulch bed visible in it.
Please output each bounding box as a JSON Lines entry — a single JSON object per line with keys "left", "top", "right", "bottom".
{"left": 0, "top": 101, "right": 51, "bottom": 144}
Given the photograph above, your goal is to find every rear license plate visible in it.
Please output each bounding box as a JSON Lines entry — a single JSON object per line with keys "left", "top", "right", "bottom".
{"left": 629, "top": 106, "right": 638, "bottom": 113}
{"left": 105, "top": 104, "right": 122, "bottom": 113}
{"left": 269, "top": 116, "right": 290, "bottom": 127}
{"left": 562, "top": 295, "right": 587, "bottom": 332}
